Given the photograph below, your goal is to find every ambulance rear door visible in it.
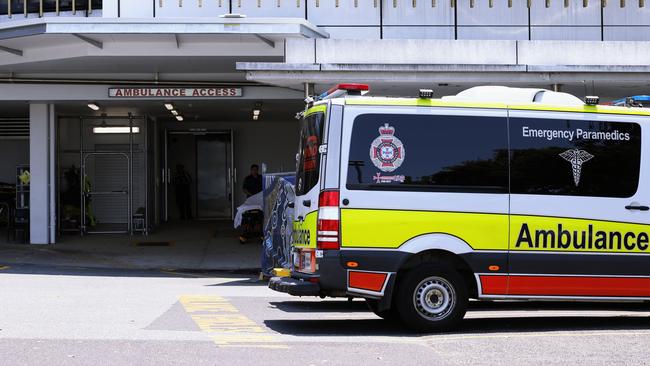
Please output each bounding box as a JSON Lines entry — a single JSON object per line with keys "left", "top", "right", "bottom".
{"left": 292, "top": 104, "right": 328, "bottom": 273}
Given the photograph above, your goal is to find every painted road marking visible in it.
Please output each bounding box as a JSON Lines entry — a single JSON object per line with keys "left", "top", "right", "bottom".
{"left": 179, "top": 295, "right": 288, "bottom": 349}
{"left": 0, "top": 265, "right": 10, "bottom": 270}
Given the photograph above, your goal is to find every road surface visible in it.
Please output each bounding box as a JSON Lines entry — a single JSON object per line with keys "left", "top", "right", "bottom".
{"left": 0, "top": 264, "right": 649, "bottom": 365}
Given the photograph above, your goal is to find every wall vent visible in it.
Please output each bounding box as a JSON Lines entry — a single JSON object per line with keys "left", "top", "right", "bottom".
{"left": 0, "top": 118, "right": 29, "bottom": 139}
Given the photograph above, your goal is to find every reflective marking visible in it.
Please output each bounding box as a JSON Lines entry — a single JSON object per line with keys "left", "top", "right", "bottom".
{"left": 317, "top": 230, "right": 338, "bottom": 236}
{"left": 179, "top": 295, "right": 288, "bottom": 349}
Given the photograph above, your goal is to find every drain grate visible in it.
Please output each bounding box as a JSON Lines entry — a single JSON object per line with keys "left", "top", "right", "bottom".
{"left": 135, "top": 241, "right": 171, "bottom": 247}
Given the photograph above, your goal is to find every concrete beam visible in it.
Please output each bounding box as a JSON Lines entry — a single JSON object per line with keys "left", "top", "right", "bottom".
{"left": 0, "top": 84, "right": 304, "bottom": 101}
{"left": 72, "top": 34, "right": 103, "bottom": 49}
{"left": 243, "top": 70, "right": 650, "bottom": 86}
{"left": 254, "top": 34, "right": 275, "bottom": 48}
{"left": 0, "top": 45, "right": 23, "bottom": 56}
{"left": 0, "top": 17, "right": 329, "bottom": 39}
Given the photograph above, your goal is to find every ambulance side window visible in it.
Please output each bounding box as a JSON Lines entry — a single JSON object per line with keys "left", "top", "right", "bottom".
{"left": 346, "top": 113, "right": 508, "bottom": 193}
{"left": 509, "top": 118, "right": 641, "bottom": 198}
{"left": 296, "top": 112, "right": 325, "bottom": 196}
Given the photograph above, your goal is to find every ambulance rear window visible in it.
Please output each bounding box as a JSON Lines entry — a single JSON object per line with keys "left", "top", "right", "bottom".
{"left": 347, "top": 113, "right": 509, "bottom": 193}
{"left": 296, "top": 111, "right": 325, "bottom": 196}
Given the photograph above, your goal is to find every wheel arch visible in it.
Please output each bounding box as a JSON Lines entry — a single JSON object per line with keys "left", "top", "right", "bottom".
{"left": 395, "top": 233, "right": 479, "bottom": 299}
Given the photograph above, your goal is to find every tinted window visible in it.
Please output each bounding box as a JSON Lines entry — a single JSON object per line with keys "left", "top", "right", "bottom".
{"left": 347, "top": 113, "right": 508, "bottom": 193}
{"left": 510, "top": 118, "right": 641, "bottom": 198}
{"left": 296, "top": 112, "right": 325, "bottom": 196}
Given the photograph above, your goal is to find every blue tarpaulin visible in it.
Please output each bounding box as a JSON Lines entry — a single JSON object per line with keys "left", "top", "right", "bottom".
{"left": 260, "top": 173, "right": 295, "bottom": 277}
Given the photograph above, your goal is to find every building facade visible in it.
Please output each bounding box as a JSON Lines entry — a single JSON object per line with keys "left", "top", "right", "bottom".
{"left": 0, "top": 0, "right": 649, "bottom": 244}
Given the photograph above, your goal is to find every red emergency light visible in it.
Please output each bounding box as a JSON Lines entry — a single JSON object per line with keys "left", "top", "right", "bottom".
{"left": 319, "top": 83, "right": 370, "bottom": 100}
{"left": 326, "top": 83, "right": 370, "bottom": 95}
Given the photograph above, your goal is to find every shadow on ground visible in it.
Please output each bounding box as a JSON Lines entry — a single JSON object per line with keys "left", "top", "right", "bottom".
{"left": 270, "top": 300, "right": 371, "bottom": 313}
{"left": 265, "top": 299, "right": 650, "bottom": 336}
{"left": 0, "top": 263, "right": 260, "bottom": 279}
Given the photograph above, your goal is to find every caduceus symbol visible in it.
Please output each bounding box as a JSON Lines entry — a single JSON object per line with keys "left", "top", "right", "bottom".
{"left": 559, "top": 149, "right": 594, "bottom": 186}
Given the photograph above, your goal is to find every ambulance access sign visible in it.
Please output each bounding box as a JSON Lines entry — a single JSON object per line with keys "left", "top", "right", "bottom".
{"left": 108, "top": 87, "right": 242, "bottom": 98}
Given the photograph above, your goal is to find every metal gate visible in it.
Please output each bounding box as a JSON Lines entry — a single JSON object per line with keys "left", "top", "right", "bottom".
{"left": 59, "top": 114, "right": 151, "bottom": 236}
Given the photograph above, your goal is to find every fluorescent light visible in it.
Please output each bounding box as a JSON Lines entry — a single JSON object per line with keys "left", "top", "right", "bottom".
{"left": 164, "top": 103, "right": 174, "bottom": 111}
{"left": 253, "top": 109, "right": 261, "bottom": 116}
{"left": 176, "top": 115, "right": 184, "bottom": 122}
{"left": 252, "top": 115, "right": 259, "bottom": 121}
{"left": 171, "top": 110, "right": 179, "bottom": 116}
{"left": 87, "top": 103, "right": 100, "bottom": 111}
{"left": 93, "top": 126, "right": 140, "bottom": 134}
{"left": 220, "top": 13, "right": 246, "bottom": 18}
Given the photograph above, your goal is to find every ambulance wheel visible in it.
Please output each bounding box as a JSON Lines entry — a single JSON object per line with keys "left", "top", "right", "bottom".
{"left": 395, "top": 263, "right": 468, "bottom": 332}
{"left": 365, "top": 299, "right": 398, "bottom": 321}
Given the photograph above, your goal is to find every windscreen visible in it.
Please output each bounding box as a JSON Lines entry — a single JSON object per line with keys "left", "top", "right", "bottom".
{"left": 296, "top": 111, "right": 325, "bottom": 196}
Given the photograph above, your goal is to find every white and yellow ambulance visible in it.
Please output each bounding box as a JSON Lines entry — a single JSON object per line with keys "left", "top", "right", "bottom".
{"left": 269, "top": 84, "right": 650, "bottom": 331}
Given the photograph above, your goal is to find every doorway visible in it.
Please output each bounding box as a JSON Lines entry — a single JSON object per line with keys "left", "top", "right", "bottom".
{"left": 164, "top": 130, "right": 233, "bottom": 221}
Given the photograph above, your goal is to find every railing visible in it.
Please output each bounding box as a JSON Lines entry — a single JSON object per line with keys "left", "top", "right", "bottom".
{"left": 1, "top": 0, "right": 102, "bottom": 17}
{"left": 156, "top": 0, "right": 648, "bottom": 9}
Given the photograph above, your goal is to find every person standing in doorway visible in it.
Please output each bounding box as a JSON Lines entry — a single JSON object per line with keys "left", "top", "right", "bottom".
{"left": 173, "top": 164, "right": 193, "bottom": 220}
{"left": 239, "top": 164, "right": 263, "bottom": 244}
{"left": 243, "top": 164, "right": 263, "bottom": 197}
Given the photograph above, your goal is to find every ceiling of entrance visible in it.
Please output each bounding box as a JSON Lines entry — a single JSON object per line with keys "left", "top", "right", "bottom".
{"left": 53, "top": 99, "right": 304, "bottom": 122}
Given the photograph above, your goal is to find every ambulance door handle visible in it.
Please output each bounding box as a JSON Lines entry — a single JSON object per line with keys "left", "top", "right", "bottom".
{"left": 625, "top": 204, "right": 649, "bottom": 211}
{"left": 302, "top": 199, "right": 311, "bottom": 207}
{"left": 287, "top": 202, "right": 295, "bottom": 208}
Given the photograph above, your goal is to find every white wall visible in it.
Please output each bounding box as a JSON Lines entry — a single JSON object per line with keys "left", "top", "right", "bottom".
{"left": 117, "top": 0, "right": 154, "bottom": 18}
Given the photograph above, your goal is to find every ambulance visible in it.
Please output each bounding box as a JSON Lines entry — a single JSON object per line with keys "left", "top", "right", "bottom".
{"left": 269, "top": 84, "right": 650, "bottom": 331}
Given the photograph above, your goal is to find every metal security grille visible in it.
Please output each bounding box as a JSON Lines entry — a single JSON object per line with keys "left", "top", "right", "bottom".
{"left": 92, "top": 146, "right": 129, "bottom": 225}
{"left": 0, "top": 118, "right": 29, "bottom": 139}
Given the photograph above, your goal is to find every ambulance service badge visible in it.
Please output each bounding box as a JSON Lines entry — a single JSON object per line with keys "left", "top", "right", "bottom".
{"left": 370, "top": 123, "right": 405, "bottom": 172}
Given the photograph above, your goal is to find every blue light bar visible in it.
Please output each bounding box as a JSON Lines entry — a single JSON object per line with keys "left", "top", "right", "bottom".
{"left": 612, "top": 95, "right": 650, "bottom": 107}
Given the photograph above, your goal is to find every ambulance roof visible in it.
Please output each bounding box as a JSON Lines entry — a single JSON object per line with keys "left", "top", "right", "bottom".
{"left": 334, "top": 86, "right": 650, "bottom": 117}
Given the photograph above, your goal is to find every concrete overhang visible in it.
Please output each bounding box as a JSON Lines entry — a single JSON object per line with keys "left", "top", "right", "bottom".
{"left": 236, "top": 39, "right": 650, "bottom": 95}
{"left": 0, "top": 17, "right": 328, "bottom": 83}
{"left": 0, "top": 17, "right": 329, "bottom": 41}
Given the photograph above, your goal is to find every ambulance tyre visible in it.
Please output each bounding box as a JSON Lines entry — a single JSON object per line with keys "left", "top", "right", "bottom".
{"left": 365, "top": 299, "right": 398, "bottom": 322}
{"left": 395, "top": 263, "right": 468, "bottom": 332}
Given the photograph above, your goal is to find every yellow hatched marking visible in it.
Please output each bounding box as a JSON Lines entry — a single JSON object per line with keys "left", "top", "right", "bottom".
{"left": 179, "top": 295, "right": 288, "bottom": 349}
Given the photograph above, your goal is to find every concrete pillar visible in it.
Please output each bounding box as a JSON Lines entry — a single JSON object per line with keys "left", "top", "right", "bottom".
{"left": 304, "top": 82, "right": 315, "bottom": 98}
{"left": 29, "top": 104, "right": 56, "bottom": 245}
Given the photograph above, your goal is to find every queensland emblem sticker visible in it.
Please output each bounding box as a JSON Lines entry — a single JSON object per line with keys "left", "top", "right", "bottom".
{"left": 369, "top": 123, "right": 405, "bottom": 172}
